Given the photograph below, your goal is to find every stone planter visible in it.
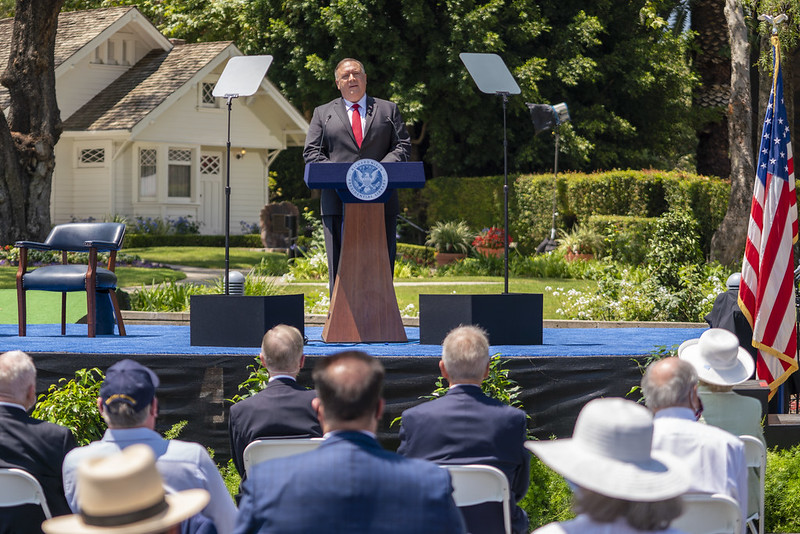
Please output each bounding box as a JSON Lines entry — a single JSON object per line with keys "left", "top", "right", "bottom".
{"left": 435, "top": 252, "right": 467, "bottom": 267}
{"left": 475, "top": 246, "right": 504, "bottom": 258}
{"left": 565, "top": 252, "right": 594, "bottom": 262}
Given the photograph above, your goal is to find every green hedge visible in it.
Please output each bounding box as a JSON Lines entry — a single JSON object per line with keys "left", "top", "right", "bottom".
{"left": 124, "top": 234, "right": 264, "bottom": 248}
{"left": 586, "top": 215, "right": 658, "bottom": 265}
{"left": 397, "top": 243, "right": 435, "bottom": 266}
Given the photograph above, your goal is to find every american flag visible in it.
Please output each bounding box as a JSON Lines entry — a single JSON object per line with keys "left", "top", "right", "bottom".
{"left": 739, "top": 41, "right": 798, "bottom": 399}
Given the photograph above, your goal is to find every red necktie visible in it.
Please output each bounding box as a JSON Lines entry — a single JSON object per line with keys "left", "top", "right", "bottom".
{"left": 351, "top": 103, "right": 363, "bottom": 148}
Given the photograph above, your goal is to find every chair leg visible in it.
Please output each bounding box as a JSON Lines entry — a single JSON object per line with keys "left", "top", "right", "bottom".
{"left": 61, "top": 292, "right": 67, "bottom": 336}
{"left": 109, "top": 290, "right": 126, "bottom": 336}
{"left": 17, "top": 289, "right": 26, "bottom": 337}
{"left": 86, "top": 285, "right": 96, "bottom": 338}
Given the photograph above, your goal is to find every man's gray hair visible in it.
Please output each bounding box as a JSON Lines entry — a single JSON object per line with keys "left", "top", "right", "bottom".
{"left": 442, "top": 325, "right": 490, "bottom": 382}
{"left": 102, "top": 402, "right": 150, "bottom": 429}
{"left": 261, "top": 324, "right": 304, "bottom": 373}
{"left": 0, "top": 350, "right": 36, "bottom": 404}
{"left": 641, "top": 358, "right": 697, "bottom": 411}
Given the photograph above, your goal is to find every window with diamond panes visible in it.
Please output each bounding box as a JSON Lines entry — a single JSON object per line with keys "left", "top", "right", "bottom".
{"left": 79, "top": 148, "right": 105, "bottom": 167}
{"left": 201, "top": 155, "right": 220, "bottom": 175}
{"left": 139, "top": 149, "right": 157, "bottom": 198}
{"left": 168, "top": 148, "right": 192, "bottom": 197}
{"left": 201, "top": 82, "right": 218, "bottom": 107}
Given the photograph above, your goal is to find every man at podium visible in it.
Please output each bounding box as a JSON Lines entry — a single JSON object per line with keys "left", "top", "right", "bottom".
{"left": 303, "top": 58, "right": 411, "bottom": 295}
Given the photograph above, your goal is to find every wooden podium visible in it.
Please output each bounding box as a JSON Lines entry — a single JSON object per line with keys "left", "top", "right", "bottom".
{"left": 304, "top": 162, "right": 425, "bottom": 342}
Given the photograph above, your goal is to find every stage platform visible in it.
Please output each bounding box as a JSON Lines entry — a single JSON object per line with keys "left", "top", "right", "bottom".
{"left": 0, "top": 323, "right": 709, "bottom": 462}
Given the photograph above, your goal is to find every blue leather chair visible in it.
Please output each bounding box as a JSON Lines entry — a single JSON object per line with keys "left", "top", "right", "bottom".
{"left": 15, "top": 223, "right": 127, "bottom": 337}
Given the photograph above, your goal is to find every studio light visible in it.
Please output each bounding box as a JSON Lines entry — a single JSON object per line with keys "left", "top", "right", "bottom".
{"left": 527, "top": 102, "right": 570, "bottom": 135}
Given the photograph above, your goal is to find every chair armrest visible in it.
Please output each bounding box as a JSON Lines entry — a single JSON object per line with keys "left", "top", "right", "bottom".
{"left": 84, "top": 240, "right": 121, "bottom": 251}
{"left": 14, "top": 241, "right": 51, "bottom": 251}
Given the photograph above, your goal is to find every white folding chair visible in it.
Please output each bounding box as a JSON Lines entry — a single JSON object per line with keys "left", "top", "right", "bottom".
{"left": 739, "top": 435, "right": 766, "bottom": 534}
{"left": 242, "top": 437, "right": 324, "bottom": 476}
{"left": 441, "top": 464, "right": 511, "bottom": 534}
{"left": 0, "top": 468, "right": 52, "bottom": 518}
{"left": 671, "top": 493, "right": 741, "bottom": 534}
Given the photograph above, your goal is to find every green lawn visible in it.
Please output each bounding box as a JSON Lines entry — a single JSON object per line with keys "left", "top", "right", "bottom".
{"left": 125, "top": 246, "right": 278, "bottom": 269}
{"left": 284, "top": 277, "right": 595, "bottom": 319}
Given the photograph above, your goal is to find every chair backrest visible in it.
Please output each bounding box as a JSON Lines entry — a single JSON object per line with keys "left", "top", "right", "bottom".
{"left": 242, "top": 438, "right": 324, "bottom": 475}
{"left": 0, "top": 468, "right": 52, "bottom": 518}
{"left": 44, "top": 223, "right": 125, "bottom": 252}
{"left": 740, "top": 435, "right": 766, "bottom": 534}
{"left": 442, "top": 464, "right": 511, "bottom": 534}
{"left": 671, "top": 493, "right": 742, "bottom": 534}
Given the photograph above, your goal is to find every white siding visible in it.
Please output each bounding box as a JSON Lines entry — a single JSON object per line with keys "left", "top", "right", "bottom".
{"left": 52, "top": 140, "right": 75, "bottom": 223}
{"left": 229, "top": 153, "right": 267, "bottom": 232}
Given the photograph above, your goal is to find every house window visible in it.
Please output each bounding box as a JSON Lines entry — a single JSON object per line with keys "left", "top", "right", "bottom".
{"left": 78, "top": 147, "right": 105, "bottom": 167}
{"left": 201, "top": 82, "right": 218, "bottom": 108}
{"left": 200, "top": 154, "right": 220, "bottom": 175}
{"left": 139, "top": 148, "right": 157, "bottom": 198}
{"left": 168, "top": 148, "right": 192, "bottom": 197}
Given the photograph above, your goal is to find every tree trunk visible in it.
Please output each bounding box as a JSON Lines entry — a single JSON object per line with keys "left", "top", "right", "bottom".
{"left": 693, "top": 0, "right": 731, "bottom": 178}
{"left": 710, "top": 0, "right": 753, "bottom": 265}
{"left": 0, "top": 0, "right": 65, "bottom": 243}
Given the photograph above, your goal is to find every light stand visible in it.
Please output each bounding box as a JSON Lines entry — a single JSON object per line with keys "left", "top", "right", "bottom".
{"left": 459, "top": 53, "right": 521, "bottom": 293}
{"left": 212, "top": 55, "right": 273, "bottom": 293}
{"left": 527, "top": 103, "right": 570, "bottom": 253}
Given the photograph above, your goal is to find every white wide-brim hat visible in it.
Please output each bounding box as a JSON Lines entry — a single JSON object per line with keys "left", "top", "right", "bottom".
{"left": 678, "top": 328, "right": 755, "bottom": 386}
{"left": 42, "top": 444, "right": 209, "bottom": 534}
{"left": 526, "top": 398, "right": 690, "bottom": 502}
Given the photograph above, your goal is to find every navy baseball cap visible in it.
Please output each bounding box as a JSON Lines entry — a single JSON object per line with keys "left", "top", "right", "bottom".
{"left": 100, "top": 359, "right": 160, "bottom": 411}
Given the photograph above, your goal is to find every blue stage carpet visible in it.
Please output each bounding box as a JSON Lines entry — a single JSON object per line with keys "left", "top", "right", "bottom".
{"left": 0, "top": 324, "right": 706, "bottom": 356}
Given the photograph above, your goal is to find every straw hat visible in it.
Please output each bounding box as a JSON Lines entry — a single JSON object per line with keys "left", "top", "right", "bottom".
{"left": 42, "top": 444, "right": 208, "bottom": 534}
{"left": 678, "top": 328, "right": 754, "bottom": 386}
{"left": 526, "top": 398, "right": 689, "bottom": 502}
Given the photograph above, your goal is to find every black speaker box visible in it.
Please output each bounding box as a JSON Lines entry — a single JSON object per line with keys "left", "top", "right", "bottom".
{"left": 419, "top": 293, "right": 543, "bottom": 345}
{"left": 190, "top": 294, "right": 304, "bottom": 347}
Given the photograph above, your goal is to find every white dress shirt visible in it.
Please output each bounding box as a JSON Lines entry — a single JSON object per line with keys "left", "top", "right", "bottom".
{"left": 652, "top": 406, "right": 748, "bottom": 532}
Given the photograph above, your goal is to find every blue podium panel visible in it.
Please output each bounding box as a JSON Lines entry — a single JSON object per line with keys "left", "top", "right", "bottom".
{"left": 304, "top": 161, "right": 426, "bottom": 203}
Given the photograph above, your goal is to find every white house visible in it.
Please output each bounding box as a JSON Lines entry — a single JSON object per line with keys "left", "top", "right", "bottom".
{"left": 0, "top": 7, "right": 308, "bottom": 234}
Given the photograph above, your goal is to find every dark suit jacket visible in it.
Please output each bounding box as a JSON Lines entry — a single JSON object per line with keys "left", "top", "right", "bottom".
{"left": 228, "top": 378, "right": 321, "bottom": 478}
{"left": 233, "top": 431, "right": 466, "bottom": 534}
{"left": 0, "top": 404, "right": 77, "bottom": 534}
{"left": 302, "top": 95, "right": 411, "bottom": 217}
{"left": 397, "top": 386, "right": 531, "bottom": 534}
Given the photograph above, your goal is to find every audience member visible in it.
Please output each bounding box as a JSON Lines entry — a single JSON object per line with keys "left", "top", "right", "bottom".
{"left": 642, "top": 357, "right": 748, "bottom": 530}
{"left": 527, "top": 397, "right": 690, "bottom": 533}
{"left": 43, "top": 444, "right": 209, "bottom": 534}
{"left": 704, "top": 273, "right": 757, "bottom": 362}
{"left": 234, "top": 350, "right": 466, "bottom": 534}
{"left": 228, "top": 324, "right": 321, "bottom": 481}
{"left": 398, "top": 325, "right": 530, "bottom": 534}
{"left": 0, "top": 350, "right": 77, "bottom": 534}
{"left": 678, "top": 328, "right": 764, "bottom": 519}
{"left": 62, "top": 359, "right": 236, "bottom": 534}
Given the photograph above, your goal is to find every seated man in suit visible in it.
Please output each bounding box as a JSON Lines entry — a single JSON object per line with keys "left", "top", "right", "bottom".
{"left": 62, "top": 359, "right": 236, "bottom": 534}
{"left": 234, "top": 350, "right": 466, "bottom": 534}
{"left": 397, "top": 325, "right": 530, "bottom": 534}
{"left": 228, "top": 324, "right": 321, "bottom": 482}
{"left": 0, "top": 350, "right": 77, "bottom": 534}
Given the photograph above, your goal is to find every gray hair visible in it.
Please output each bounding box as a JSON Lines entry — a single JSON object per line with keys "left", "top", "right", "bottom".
{"left": 641, "top": 358, "right": 697, "bottom": 411}
{"left": 441, "top": 325, "right": 490, "bottom": 382}
{"left": 334, "top": 58, "right": 366, "bottom": 81}
{"left": 102, "top": 402, "right": 151, "bottom": 429}
{"left": 261, "top": 324, "right": 304, "bottom": 374}
{"left": 576, "top": 487, "right": 683, "bottom": 530}
{"left": 0, "top": 350, "right": 36, "bottom": 404}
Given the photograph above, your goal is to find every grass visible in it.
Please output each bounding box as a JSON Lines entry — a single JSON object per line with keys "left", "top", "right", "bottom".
{"left": 283, "top": 277, "right": 596, "bottom": 319}
{"left": 125, "top": 247, "right": 279, "bottom": 269}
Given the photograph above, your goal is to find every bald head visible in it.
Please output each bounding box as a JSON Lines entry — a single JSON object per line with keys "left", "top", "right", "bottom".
{"left": 312, "top": 351, "right": 384, "bottom": 430}
{"left": 0, "top": 350, "right": 36, "bottom": 408}
{"left": 261, "top": 324, "right": 305, "bottom": 375}
{"left": 641, "top": 357, "right": 698, "bottom": 412}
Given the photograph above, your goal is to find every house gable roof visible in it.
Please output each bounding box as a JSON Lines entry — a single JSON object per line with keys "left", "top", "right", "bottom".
{"left": 63, "top": 41, "right": 233, "bottom": 131}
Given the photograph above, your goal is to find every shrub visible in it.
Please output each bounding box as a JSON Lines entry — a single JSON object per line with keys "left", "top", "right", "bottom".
{"left": 645, "top": 210, "right": 705, "bottom": 290}
{"left": 426, "top": 220, "right": 474, "bottom": 253}
{"left": 251, "top": 255, "right": 290, "bottom": 276}
{"left": 130, "top": 281, "right": 206, "bottom": 312}
{"left": 521, "top": 453, "right": 575, "bottom": 528}
{"left": 473, "top": 227, "right": 511, "bottom": 249}
{"left": 397, "top": 242, "right": 435, "bottom": 267}
{"left": 32, "top": 368, "right": 106, "bottom": 446}
{"left": 129, "top": 216, "right": 200, "bottom": 235}
{"left": 587, "top": 215, "right": 657, "bottom": 264}
{"left": 765, "top": 445, "right": 800, "bottom": 532}
{"left": 123, "top": 234, "right": 264, "bottom": 248}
